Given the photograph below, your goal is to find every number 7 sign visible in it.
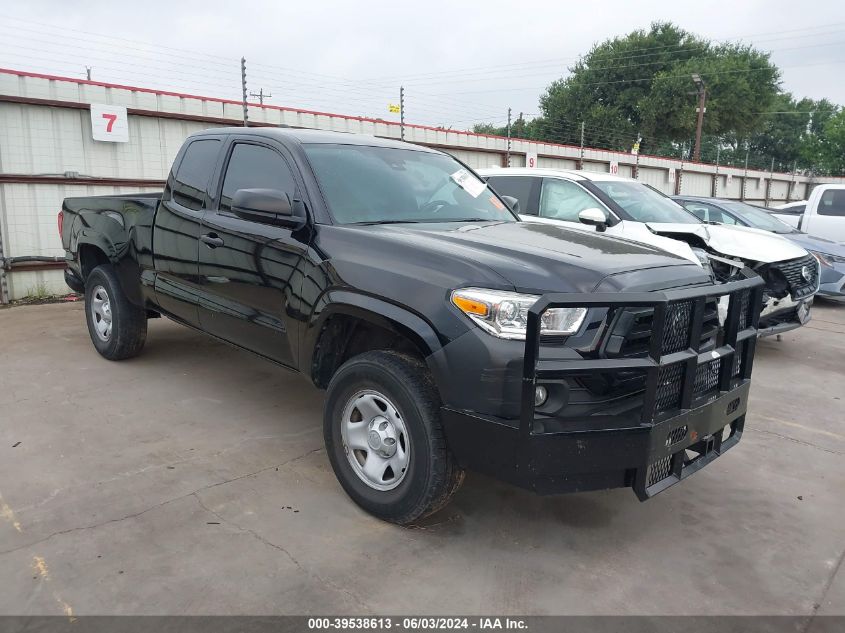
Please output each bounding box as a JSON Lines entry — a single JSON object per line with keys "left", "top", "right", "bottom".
{"left": 90, "top": 104, "right": 129, "bottom": 142}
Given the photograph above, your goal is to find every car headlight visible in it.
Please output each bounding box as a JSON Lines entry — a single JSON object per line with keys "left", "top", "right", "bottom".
{"left": 450, "top": 287, "right": 587, "bottom": 340}
{"left": 691, "top": 247, "right": 710, "bottom": 267}
{"left": 809, "top": 250, "right": 845, "bottom": 268}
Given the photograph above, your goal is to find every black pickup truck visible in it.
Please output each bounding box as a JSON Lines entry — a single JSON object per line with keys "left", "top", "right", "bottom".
{"left": 60, "top": 128, "right": 763, "bottom": 524}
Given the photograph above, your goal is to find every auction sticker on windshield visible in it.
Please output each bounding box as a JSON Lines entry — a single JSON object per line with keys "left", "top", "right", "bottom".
{"left": 451, "top": 169, "right": 487, "bottom": 198}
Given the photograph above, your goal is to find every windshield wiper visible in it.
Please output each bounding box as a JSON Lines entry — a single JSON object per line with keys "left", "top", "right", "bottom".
{"left": 438, "top": 218, "right": 499, "bottom": 223}
{"left": 349, "top": 219, "right": 427, "bottom": 226}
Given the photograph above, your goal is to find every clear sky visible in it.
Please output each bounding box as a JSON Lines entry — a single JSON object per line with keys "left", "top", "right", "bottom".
{"left": 1, "top": 0, "right": 843, "bottom": 129}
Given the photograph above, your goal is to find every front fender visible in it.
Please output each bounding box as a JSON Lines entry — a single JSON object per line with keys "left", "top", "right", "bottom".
{"left": 303, "top": 289, "right": 443, "bottom": 356}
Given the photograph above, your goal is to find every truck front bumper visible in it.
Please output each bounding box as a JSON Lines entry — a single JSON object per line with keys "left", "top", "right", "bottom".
{"left": 442, "top": 383, "right": 748, "bottom": 498}
{"left": 440, "top": 271, "right": 764, "bottom": 500}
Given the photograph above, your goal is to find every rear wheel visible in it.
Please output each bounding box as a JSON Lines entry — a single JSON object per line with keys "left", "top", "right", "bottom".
{"left": 84, "top": 264, "right": 147, "bottom": 360}
{"left": 324, "top": 351, "right": 464, "bottom": 524}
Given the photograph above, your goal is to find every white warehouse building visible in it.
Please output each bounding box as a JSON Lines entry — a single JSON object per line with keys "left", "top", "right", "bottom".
{"left": 1, "top": 67, "right": 842, "bottom": 302}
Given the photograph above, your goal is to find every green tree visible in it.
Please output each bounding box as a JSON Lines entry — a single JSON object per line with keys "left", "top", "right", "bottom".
{"left": 804, "top": 107, "right": 845, "bottom": 175}
{"left": 537, "top": 22, "right": 780, "bottom": 154}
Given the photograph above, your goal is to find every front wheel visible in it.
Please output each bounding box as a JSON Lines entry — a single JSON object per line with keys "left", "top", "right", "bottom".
{"left": 84, "top": 264, "right": 147, "bottom": 360}
{"left": 323, "top": 351, "right": 464, "bottom": 524}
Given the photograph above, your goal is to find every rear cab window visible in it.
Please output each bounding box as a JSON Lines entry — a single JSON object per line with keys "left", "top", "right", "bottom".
{"left": 171, "top": 139, "right": 221, "bottom": 210}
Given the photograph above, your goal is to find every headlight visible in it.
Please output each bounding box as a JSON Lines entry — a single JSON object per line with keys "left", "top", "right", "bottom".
{"left": 450, "top": 287, "right": 587, "bottom": 340}
{"left": 809, "top": 250, "right": 845, "bottom": 268}
{"left": 690, "top": 247, "right": 710, "bottom": 267}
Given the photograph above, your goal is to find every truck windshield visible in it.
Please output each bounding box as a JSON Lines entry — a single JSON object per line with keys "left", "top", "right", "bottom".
{"left": 592, "top": 181, "right": 700, "bottom": 224}
{"left": 304, "top": 144, "right": 517, "bottom": 225}
{"left": 719, "top": 201, "right": 798, "bottom": 234}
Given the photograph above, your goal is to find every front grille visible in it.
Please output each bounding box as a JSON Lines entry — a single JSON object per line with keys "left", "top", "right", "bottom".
{"left": 654, "top": 363, "right": 683, "bottom": 414}
{"left": 693, "top": 357, "right": 721, "bottom": 396}
{"left": 732, "top": 341, "right": 744, "bottom": 377}
{"left": 666, "top": 425, "right": 687, "bottom": 447}
{"left": 647, "top": 455, "right": 673, "bottom": 487}
{"left": 737, "top": 289, "right": 751, "bottom": 330}
{"left": 772, "top": 255, "right": 818, "bottom": 298}
{"left": 662, "top": 300, "right": 693, "bottom": 354}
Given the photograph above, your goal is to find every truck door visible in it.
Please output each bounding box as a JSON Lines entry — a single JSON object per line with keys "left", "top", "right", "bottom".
{"left": 196, "top": 140, "right": 309, "bottom": 368}
{"left": 806, "top": 188, "right": 845, "bottom": 242}
{"left": 153, "top": 137, "right": 223, "bottom": 326}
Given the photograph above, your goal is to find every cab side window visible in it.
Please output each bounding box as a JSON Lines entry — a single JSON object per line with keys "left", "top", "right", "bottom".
{"left": 539, "top": 179, "right": 603, "bottom": 222}
{"left": 818, "top": 190, "right": 845, "bottom": 217}
{"left": 171, "top": 139, "right": 221, "bottom": 211}
{"left": 220, "top": 143, "right": 298, "bottom": 212}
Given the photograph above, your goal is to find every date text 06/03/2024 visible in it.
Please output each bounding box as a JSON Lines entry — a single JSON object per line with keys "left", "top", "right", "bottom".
{"left": 306, "top": 617, "right": 529, "bottom": 630}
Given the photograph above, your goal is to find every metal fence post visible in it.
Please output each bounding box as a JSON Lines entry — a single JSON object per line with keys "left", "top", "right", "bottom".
{"left": 240, "top": 57, "right": 248, "bottom": 127}
{"left": 578, "top": 121, "right": 585, "bottom": 170}
{"left": 506, "top": 107, "right": 512, "bottom": 167}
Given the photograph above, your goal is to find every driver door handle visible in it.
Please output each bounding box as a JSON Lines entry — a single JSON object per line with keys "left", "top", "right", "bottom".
{"left": 200, "top": 233, "right": 224, "bottom": 248}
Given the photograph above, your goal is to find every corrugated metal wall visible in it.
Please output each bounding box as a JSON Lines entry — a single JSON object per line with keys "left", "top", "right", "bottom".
{"left": 1, "top": 68, "right": 843, "bottom": 301}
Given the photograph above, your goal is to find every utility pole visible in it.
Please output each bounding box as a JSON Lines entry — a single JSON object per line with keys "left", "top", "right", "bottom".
{"left": 691, "top": 74, "right": 707, "bottom": 162}
{"left": 250, "top": 88, "right": 272, "bottom": 105}
{"left": 85, "top": 66, "right": 92, "bottom": 81}
{"left": 506, "top": 107, "right": 512, "bottom": 167}
{"left": 240, "top": 57, "right": 249, "bottom": 127}
{"left": 578, "top": 121, "right": 585, "bottom": 170}
{"left": 399, "top": 86, "right": 405, "bottom": 141}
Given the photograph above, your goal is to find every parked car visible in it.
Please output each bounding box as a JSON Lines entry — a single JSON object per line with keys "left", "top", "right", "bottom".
{"left": 674, "top": 196, "right": 845, "bottom": 300}
{"left": 768, "top": 184, "right": 845, "bottom": 241}
{"left": 60, "top": 128, "right": 764, "bottom": 524}
{"left": 479, "top": 168, "right": 818, "bottom": 336}
{"left": 771, "top": 200, "right": 807, "bottom": 213}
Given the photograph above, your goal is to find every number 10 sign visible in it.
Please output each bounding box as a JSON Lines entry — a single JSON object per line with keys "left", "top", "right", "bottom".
{"left": 90, "top": 104, "right": 129, "bottom": 143}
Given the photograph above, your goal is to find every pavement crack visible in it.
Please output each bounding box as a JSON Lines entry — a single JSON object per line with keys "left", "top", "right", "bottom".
{"left": 746, "top": 425, "right": 844, "bottom": 456}
{"left": 190, "top": 493, "right": 367, "bottom": 610}
{"left": 14, "top": 430, "right": 321, "bottom": 514}
{"left": 0, "top": 447, "right": 324, "bottom": 557}
{"left": 802, "top": 545, "right": 845, "bottom": 632}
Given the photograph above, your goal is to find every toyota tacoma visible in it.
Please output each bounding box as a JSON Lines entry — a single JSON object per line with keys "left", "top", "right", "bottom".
{"left": 60, "top": 128, "right": 763, "bottom": 524}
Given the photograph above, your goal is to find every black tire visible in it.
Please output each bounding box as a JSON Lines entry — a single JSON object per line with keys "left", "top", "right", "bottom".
{"left": 84, "top": 264, "right": 147, "bottom": 360}
{"left": 324, "top": 351, "right": 465, "bottom": 525}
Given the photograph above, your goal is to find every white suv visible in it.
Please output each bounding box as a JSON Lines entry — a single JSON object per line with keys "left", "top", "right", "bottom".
{"left": 478, "top": 167, "right": 818, "bottom": 337}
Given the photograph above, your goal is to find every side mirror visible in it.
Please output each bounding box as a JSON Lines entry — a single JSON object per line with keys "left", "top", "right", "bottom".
{"left": 232, "top": 188, "right": 305, "bottom": 228}
{"left": 578, "top": 207, "right": 608, "bottom": 232}
{"left": 501, "top": 195, "right": 520, "bottom": 214}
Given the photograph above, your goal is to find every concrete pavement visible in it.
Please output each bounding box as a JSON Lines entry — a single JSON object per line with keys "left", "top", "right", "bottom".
{"left": 0, "top": 301, "right": 843, "bottom": 615}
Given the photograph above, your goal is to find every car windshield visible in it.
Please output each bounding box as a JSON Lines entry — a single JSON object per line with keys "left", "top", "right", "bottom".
{"left": 592, "top": 181, "right": 700, "bottom": 224}
{"left": 304, "top": 144, "right": 517, "bottom": 225}
{"left": 719, "top": 201, "right": 797, "bottom": 234}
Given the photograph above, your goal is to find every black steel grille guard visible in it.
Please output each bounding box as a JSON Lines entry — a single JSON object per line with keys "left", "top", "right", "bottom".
{"left": 520, "top": 268, "right": 765, "bottom": 437}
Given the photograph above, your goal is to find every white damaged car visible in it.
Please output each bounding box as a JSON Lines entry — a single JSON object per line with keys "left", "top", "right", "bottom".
{"left": 479, "top": 168, "right": 820, "bottom": 336}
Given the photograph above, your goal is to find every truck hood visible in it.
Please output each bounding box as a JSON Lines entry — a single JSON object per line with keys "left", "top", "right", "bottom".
{"left": 318, "top": 221, "right": 707, "bottom": 295}
{"left": 520, "top": 215, "right": 701, "bottom": 265}
{"left": 646, "top": 222, "right": 808, "bottom": 263}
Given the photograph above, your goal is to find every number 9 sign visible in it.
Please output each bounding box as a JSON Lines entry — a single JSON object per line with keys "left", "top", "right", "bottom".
{"left": 90, "top": 104, "right": 129, "bottom": 143}
{"left": 526, "top": 151, "right": 538, "bottom": 169}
